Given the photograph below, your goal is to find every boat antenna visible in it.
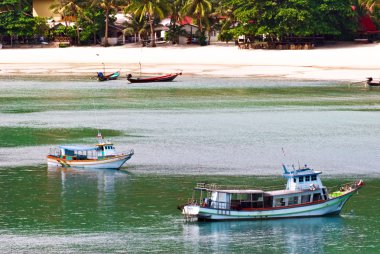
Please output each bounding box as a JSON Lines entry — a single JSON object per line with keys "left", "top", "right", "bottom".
{"left": 92, "top": 98, "right": 101, "bottom": 141}
{"left": 281, "top": 147, "right": 286, "bottom": 158}
{"left": 96, "top": 53, "right": 105, "bottom": 74}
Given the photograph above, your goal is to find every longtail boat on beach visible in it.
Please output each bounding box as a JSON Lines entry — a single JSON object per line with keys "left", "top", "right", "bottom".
{"left": 366, "top": 77, "right": 380, "bottom": 87}
{"left": 97, "top": 71, "right": 120, "bottom": 81}
{"left": 47, "top": 132, "right": 134, "bottom": 169}
{"left": 126, "top": 72, "right": 182, "bottom": 83}
{"left": 180, "top": 165, "right": 364, "bottom": 221}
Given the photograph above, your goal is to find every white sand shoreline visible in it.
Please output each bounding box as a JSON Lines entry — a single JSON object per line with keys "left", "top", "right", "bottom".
{"left": 1, "top": 42, "right": 379, "bottom": 82}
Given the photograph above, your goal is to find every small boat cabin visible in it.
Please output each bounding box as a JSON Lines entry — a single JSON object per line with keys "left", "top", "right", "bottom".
{"left": 49, "top": 141, "right": 118, "bottom": 161}
{"left": 192, "top": 165, "right": 330, "bottom": 211}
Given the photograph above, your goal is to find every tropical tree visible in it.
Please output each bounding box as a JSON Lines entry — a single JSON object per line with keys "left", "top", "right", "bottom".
{"left": 358, "top": 0, "right": 380, "bottom": 10}
{"left": 91, "top": 0, "right": 120, "bottom": 46}
{"left": 167, "top": 0, "right": 185, "bottom": 44}
{"left": 78, "top": 6, "right": 105, "bottom": 45}
{"left": 0, "top": 0, "right": 35, "bottom": 45}
{"left": 123, "top": 14, "right": 149, "bottom": 43}
{"left": 222, "top": 0, "right": 357, "bottom": 41}
{"left": 125, "top": 0, "right": 168, "bottom": 47}
{"left": 50, "top": 0, "right": 84, "bottom": 45}
{"left": 182, "top": 0, "right": 212, "bottom": 33}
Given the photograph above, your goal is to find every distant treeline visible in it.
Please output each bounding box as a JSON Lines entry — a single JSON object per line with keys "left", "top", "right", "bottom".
{"left": 0, "top": 0, "right": 378, "bottom": 47}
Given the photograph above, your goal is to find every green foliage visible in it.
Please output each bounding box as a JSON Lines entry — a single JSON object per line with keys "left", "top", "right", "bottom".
{"left": 218, "top": 30, "right": 234, "bottom": 42}
{"left": 224, "top": 0, "right": 358, "bottom": 40}
{"left": 166, "top": 24, "right": 187, "bottom": 43}
{"left": 0, "top": 0, "right": 365, "bottom": 45}
{"left": 125, "top": 0, "right": 169, "bottom": 47}
{"left": 0, "top": 0, "right": 35, "bottom": 42}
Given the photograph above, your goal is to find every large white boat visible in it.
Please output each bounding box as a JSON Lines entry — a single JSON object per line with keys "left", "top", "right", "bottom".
{"left": 181, "top": 165, "right": 364, "bottom": 221}
{"left": 47, "top": 132, "right": 134, "bottom": 169}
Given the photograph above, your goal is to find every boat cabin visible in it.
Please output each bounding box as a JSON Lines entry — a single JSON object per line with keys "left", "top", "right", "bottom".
{"left": 192, "top": 165, "right": 329, "bottom": 211}
{"left": 96, "top": 142, "right": 117, "bottom": 157}
{"left": 49, "top": 142, "right": 117, "bottom": 161}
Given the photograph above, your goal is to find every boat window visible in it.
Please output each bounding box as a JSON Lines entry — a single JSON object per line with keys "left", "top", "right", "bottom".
{"left": 305, "top": 176, "right": 310, "bottom": 182}
{"left": 251, "top": 194, "right": 263, "bottom": 202}
{"left": 299, "top": 176, "right": 304, "bottom": 183}
{"left": 293, "top": 178, "right": 297, "bottom": 183}
{"left": 288, "top": 196, "right": 298, "bottom": 205}
{"left": 301, "top": 195, "right": 311, "bottom": 203}
{"left": 274, "top": 198, "right": 285, "bottom": 207}
{"left": 311, "top": 175, "right": 317, "bottom": 181}
{"left": 313, "top": 193, "right": 322, "bottom": 201}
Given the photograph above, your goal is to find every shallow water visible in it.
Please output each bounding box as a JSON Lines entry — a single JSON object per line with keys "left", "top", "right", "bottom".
{"left": 0, "top": 76, "right": 379, "bottom": 253}
{"left": 0, "top": 167, "right": 379, "bottom": 253}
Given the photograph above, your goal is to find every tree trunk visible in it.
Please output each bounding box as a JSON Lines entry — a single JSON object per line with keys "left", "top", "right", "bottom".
{"left": 104, "top": 8, "right": 109, "bottom": 47}
{"left": 149, "top": 15, "right": 156, "bottom": 47}
{"left": 198, "top": 14, "right": 202, "bottom": 33}
{"left": 93, "top": 31, "right": 97, "bottom": 45}
{"left": 76, "top": 25, "right": 80, "bottom": 45}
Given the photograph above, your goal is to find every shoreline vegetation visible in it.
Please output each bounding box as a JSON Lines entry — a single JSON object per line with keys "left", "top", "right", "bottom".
{"left": 0, "top": 42, "right": 379, "bottom": 82}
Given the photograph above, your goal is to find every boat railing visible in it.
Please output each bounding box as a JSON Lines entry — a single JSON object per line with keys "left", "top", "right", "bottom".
{"left": 195, "top": 182, "right": 281, "bottom": 191}
{"left": 48, "top": 148, "right": 61, "bottom": 157}
{"left": 328, "top": 180, "right": 364, "bottom": 198}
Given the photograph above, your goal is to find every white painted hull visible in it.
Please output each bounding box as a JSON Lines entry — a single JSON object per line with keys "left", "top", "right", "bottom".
{"left": 47, "top": 153, "right": 133, "bottom": 169}
{"left": 183, "top": 191, "right": 356, "bottom": 221}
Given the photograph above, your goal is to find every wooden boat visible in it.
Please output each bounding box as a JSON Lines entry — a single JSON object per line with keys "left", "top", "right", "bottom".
{"left": 366, "top": 77, "right": 380, "bottom": 87}
{"left": 126, "top": 72, "right": 182, "bottom": 83}
{"left": 97, "top": 71, "right": 120, "bottom": 81}
{"left": 180, "top": 165, "right": 364, "bottom": 221}
{"left": 47, "top": 132, "right": 134, "bottom": 169}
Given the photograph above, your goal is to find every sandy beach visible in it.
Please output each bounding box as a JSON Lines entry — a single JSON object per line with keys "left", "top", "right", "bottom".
{"left": 1, "top": 42, "right": 380, "bottom": 81}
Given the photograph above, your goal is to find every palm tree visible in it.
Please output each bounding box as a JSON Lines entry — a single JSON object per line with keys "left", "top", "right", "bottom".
{"left": 51, "top": 0, "right": 83, "bottom": 45}
{"left": 125, "top": 0, "right": 168, "bottom": 47}
{"left": 91, "top": 0, "right": 119, "bottom": 46}
{"left": 167, "top": 0, "right": 185, "bottom": 44}
{"left": 182, "top": 0, "right": 212, "bottom": 33}
{"left": 123, "top": 14, "right": 149, "bottom": 43}
{"left": 358, "top": 0, "right": 380, "bottom": 10}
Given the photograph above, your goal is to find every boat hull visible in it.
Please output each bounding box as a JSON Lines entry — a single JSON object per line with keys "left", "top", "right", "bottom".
{"left": 47, "top": 153, "right": 133, "bottom": 169}
{"left": 183, "top": 190, "right": 357, "bottom": 221}
{"left": 98, "top": 71, "right": 120, "bottom": 81}
{"left": 127, "top": 73, "right": 181, "bottom": 83}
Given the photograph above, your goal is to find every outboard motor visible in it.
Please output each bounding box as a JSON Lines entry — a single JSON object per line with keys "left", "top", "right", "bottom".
{"left": 97, "top": 72, "right": 104, "bottom": 78}
{"left": 127, "top": 74, "right": 132, "bottom": 79}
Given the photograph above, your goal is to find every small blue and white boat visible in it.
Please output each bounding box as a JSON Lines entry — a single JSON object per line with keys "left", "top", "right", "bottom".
{"left": 47, "top": 132, "right": 134, "bottom": 169}
{"left": 181, "top": 165, "right": 364, "bottom": 221}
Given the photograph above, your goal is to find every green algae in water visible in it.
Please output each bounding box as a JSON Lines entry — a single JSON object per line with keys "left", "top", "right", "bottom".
{"left": 0, "top": 127, "right": 123, "bottom": 147}
{"left": 2, "top": 84, "right": 380, "bottom": 112}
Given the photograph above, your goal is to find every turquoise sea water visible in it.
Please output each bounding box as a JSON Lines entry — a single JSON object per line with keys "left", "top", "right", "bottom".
{"left": 0, "top": 76, "right": 379, "bottom": 253}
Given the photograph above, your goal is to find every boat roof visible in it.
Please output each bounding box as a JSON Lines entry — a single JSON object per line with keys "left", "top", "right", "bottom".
{"left": 217, "top": 189, "right": 264, "bottom": 194}
{"left": 265, "top": 189, "right": 309, "bottom": 196}
{"left": 196, "top": 187, "right": 264, "bottom": 194}
{"left": 59, "top": 145, "right": 98, "bottom": 151}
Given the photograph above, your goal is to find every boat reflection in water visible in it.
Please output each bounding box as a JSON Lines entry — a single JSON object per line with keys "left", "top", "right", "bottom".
{"left": 182, "top": 216, "right": 344, "bottom": 253}
{"left": 47, "top": 166, "right": 130, "bottom": 214}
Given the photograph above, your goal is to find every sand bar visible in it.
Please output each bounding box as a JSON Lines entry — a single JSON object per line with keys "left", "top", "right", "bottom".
{"left": 0, "top": 43, "right": 379, "bottom": 81}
